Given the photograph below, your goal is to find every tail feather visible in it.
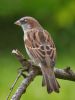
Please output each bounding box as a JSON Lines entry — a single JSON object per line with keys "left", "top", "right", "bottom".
{"left": 41, "top": 66, "right": 60, "bottom": 93}
{"left": 56, "top": 80, "right": 60, "bottom": 88}
{"left": 42, "top": 76, "right": 45, "bottom": 87}
{"left": 45, "top": 72, "right": 53, "bottom": 93}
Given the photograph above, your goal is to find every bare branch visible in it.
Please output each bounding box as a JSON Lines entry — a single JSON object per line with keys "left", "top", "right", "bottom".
{"left": 11, "top": 70, "right": 37, "bottom": 100}
{"left": 10, "top": 49, "right": 75, "bottom": 100}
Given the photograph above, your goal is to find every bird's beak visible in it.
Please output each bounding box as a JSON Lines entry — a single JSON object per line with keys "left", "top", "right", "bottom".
{"left": 14, "top": 20, "right": 21, "bottom": 26}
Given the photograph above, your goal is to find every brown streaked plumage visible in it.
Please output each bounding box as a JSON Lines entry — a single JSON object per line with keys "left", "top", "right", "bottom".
{"left": 15, "top": 16, "right": 60, "bottom": 93}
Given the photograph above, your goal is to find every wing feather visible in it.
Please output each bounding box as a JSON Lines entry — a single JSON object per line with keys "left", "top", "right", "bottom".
{"left": 25, "top": 29, "right": 56, "bottom": 67}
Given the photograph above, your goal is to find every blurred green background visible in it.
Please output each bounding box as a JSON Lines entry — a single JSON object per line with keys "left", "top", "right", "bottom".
{"left": 0, "top": 0, "right": 75, "bottom": 100}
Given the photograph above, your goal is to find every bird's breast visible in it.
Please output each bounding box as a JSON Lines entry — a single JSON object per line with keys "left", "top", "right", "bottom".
{"left": 24, "top": 30, "right": 28, "bottom": 41}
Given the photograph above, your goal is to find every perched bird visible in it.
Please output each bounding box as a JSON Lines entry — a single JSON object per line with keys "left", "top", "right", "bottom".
{"left": 15, "top": 16, "right": 60, "bottom": 93}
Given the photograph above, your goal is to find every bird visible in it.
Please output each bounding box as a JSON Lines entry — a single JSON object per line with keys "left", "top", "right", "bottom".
{"left": 15, "top": 16, "right": 60, "bottom": 93}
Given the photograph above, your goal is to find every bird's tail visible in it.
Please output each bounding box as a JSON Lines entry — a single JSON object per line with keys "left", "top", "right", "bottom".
{"left": 41, "top": 66, "right": 60, "bottom": 93}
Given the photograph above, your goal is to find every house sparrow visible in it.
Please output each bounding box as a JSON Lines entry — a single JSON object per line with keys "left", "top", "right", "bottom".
{"left": 15, "top": 16, "right": 60, "bottom": 93}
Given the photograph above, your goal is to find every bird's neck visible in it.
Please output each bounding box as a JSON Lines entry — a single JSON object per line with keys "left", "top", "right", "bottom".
{"left": 23, "top": 29, "right": 29, "bottom": 41}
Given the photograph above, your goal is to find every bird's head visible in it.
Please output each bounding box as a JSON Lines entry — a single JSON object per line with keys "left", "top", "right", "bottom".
{"left": 14, "top": 16, "right": 41, "bottom": 31}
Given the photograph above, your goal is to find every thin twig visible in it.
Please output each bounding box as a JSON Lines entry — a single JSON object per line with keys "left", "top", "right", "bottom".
{"left": 6, "top": 72, "right": 21, "bottom": 100}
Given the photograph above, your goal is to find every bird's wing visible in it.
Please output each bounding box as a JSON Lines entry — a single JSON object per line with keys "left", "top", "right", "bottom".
{"left": 25, "top": 29, "right": 56, "bottom": 67}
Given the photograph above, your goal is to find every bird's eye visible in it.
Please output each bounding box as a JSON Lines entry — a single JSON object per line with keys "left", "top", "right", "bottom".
{"left": 20, "top": 18, "right": 28, "bottom": 24}
{"left": 25, "top": 19, "right": 28, "bottom": 23}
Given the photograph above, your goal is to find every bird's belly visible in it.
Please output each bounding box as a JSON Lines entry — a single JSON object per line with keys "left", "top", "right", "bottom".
{"left": 25, "top": 45, "right": 33, "bottom": 59}
{"left": 25, "top": 45, "right": 39, "bottom": 65}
